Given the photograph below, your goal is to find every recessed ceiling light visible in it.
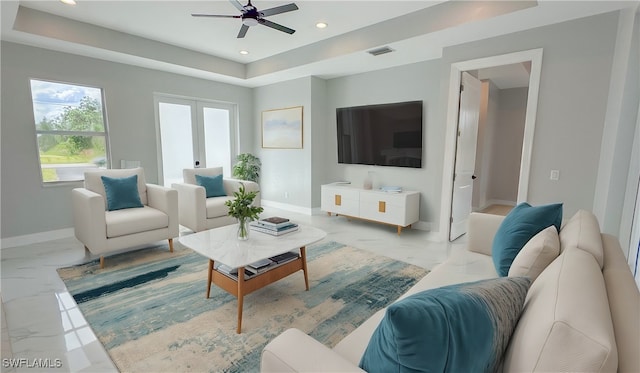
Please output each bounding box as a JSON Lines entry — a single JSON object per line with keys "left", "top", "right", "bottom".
{"left": 239, "top": 50, "right": 249, "bottom": 55}
{"left": 315, "top": 22, "right": 328, "bottom": 29}
{"left": 60, "top": 0, "right": 76, "bottom": 5}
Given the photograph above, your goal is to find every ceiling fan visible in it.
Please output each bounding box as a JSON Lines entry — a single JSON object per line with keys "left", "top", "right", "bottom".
{"left": 192, "top": 0, "right": 299, "bottom": 38}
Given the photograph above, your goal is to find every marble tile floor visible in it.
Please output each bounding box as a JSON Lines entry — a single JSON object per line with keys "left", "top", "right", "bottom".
{"left": 1, "top": 206, "right": 465, "bottom": 372}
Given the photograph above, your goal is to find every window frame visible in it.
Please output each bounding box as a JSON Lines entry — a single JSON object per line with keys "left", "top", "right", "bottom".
{"left": 28, "top": 78, "right": 112, "bottom": 185}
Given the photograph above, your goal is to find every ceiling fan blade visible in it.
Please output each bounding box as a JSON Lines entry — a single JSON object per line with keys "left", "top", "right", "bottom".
{"left": 191, "top": 14, "right": 240, "bottom": 18}
{"left": 260, "top": 3, "right": 298, "bottom": 17}
{"left": 228, "top": 0, "right": 246, "bottom": 12}
{"left": 259, "top": 19, "right": 295, "bottom": 34}
{"left": 237, "top": 24, "right": 249, "bottom": 38}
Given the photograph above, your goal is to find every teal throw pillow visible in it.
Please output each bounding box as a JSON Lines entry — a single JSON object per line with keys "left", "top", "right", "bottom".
{"left": 492, "top": 202, "right": 563, "bottom": 276}
{"left": 101, "top": 174, "right": 143, "bottom": 211}
{"left": 195, "top": 174, "right": 226, "bottom": 198}
{"left": 359, "top": 277, "right": 531, "bottom": 373}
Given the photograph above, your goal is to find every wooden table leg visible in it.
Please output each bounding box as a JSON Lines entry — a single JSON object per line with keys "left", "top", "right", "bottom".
{"left": 236, "top": 267, "right": 245, "bottom": 334}
{"left": 300, "top": 246, "right": 310, "bottom": 291}
{"left": 206, "top": 259, "right": 214, "bottom": 299}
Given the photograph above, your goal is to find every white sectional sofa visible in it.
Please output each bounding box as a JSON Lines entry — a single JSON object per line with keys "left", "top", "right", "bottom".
{"left": 261, "top": 210, "right": 640, "bottom": 372}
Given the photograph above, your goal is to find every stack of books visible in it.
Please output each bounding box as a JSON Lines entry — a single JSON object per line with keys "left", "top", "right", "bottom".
{"left": 215, "top": 252, "right": 300, "bottom": 280}
{"left": 216, "top": 263, "right": 256, "bottom": 280}
{"left": 249, "top": 217, "right": 299, "bottom": 236}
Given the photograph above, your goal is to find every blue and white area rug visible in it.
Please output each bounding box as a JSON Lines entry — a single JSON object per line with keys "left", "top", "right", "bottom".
{"left": 57, "top": 241, "right": 428, "bottom": 372}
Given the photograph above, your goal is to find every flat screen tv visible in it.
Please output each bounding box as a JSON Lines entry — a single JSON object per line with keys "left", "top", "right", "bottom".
{"left": 336, "top": 100, "right": 423, "bottom": 168}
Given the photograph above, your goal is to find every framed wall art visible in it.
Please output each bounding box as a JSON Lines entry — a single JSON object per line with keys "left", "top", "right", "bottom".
{"left": 261, "top": 106, "right": 303, "bottom": 149}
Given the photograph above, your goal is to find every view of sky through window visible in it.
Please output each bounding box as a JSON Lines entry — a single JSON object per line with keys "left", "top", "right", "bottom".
{"left": 30, "top": 80, "right": 103, "bottom": 126}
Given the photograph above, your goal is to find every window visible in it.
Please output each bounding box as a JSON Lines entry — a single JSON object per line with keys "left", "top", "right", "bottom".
{"left": 29, "top": 79, "right": 109, "bottom": 183}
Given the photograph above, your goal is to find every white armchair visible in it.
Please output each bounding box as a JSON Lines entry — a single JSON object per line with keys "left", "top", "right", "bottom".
{"left": 172, "top": 167, "right": 260, "bottom": 232}
{"left": 72, "top": 167, "right": 178, "bottom": 268}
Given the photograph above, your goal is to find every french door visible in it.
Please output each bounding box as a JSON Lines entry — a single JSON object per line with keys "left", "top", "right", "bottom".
{"left": 155, "top": 95, "right": 237, "bottom": 187}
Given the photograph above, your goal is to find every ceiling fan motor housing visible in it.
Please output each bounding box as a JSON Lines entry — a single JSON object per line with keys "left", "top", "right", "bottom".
{"left": 242, "top": 6, "right": 260, "bottom": 26}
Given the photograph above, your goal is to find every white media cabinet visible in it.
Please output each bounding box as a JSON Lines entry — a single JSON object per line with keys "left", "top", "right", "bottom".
{"left": 320, "top": 184, "right": 420, "bottom": 234}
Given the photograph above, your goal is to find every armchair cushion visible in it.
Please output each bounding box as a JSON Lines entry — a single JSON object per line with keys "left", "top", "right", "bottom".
{"left": 101, "top": 174, "right": 144, "bottom": 211}
{"left": 195, "top": 174, "right": 226, "bottom": 198}
{"left": 106, "top": 206, "right": 169, "bottom": 238}
{"left": 85, "top": 167, "right": 148, "bottom": 209}
{"left": 183, "top": 167, "right": 223, "bottom": 185}
{"left": 205, "top": 196, "right": 234, "bottom": 218}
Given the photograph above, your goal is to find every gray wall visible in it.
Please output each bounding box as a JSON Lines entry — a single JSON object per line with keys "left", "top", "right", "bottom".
{"left": 253, "top": 77, "right": 314, "bottom": 210}
{"left": 441, "top": 11, "right": 619, "bottom": 222}
{"left": 2, "top": 10, "right": 635, "bottom": 240}
{"left": 474, "top": 80, "right": 499, "bottom": 210}
{"left": 325, "top": 60, "right": 443, "bottom": 230}
{"left": 488, "top": 87, "right": 528, "bottom": 203}
{"left": 1, "top": 41, "right": 254, "bottom": 238}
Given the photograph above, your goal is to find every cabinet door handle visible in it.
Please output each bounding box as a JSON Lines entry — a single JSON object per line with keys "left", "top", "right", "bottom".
{"left": 335, "top": 195, "right": 342, "bottom": 206}
{"left": 379, "top": 201, "right": 386, "bottom": 213}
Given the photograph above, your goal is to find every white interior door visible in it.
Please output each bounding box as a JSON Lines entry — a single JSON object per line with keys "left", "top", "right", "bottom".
{"left": 156, "top": 95, "right": 236, "bottom": 187}
{"left": 450, "top": 72, "right": 482, "bottom": 241}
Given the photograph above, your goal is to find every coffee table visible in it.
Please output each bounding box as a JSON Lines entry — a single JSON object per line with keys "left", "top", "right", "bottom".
{"left": 179, "top": 223, "right": 327, "bottom": 333}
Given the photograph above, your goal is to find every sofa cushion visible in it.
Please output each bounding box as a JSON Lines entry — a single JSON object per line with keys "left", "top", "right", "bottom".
{"left": 334, "top": 249, "right": 499, "bottom": 366}
{"left": 492, "top": 202, "right": 562, "bottom": 276}
{"left": 101, "top": 175, "right": 144, "bottom": 211}
{"left": 359, "top": 277, "right": 530, "bottom": 373}
{"left": 508, "top": 226, "right": 559, "bottom": 281}
{"left": 85, "top": 167, "right": 148, "bottom": 209}
{"left": 503, "top": 248, "right": 618, "bottom": 372}
{"left": 195, "top": 174, "right": 226, "bottom": 198}
{"left": 105, "top": 206, "right": 169, "bottom": 238}
{"left": 559, "top": 209, "right": 604, "bottom": 268}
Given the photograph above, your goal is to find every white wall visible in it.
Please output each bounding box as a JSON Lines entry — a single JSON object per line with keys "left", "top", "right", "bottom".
{"left": 0, "top": 41, "right": 254, "bottom": 238}
{"left": 325, "top": 60, "right": 443, "bottom": 230}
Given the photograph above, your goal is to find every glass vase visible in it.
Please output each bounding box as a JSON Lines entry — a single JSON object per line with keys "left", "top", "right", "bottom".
{"left": 237, "top": 218, "right": 249, "bottom": 240}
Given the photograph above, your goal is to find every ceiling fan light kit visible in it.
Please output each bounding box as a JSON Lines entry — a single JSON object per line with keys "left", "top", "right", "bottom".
{"left": 192, "top": 0, "right": 299, "bottom": 39}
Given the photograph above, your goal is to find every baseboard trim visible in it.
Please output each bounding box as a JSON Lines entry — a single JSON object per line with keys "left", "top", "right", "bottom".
{"left": 261, "top": 200, "right": 314, "bottom": 215}
{"left": 1, "top": 228, "right": 74, "bottom": 249}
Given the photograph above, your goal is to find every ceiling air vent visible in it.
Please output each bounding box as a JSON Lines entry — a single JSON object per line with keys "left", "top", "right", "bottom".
{"left": 367, "top": 46, "right": 395, "bottom": 56}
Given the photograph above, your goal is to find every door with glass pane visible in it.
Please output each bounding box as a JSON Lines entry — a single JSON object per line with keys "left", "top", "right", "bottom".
{"left": 156, "top": 96, "right": 236, "bottom": 187}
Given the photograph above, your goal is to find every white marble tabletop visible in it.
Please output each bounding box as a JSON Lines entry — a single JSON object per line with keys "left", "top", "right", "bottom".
{"left": 179, "top": 224, "right": 327, "bottom": 268}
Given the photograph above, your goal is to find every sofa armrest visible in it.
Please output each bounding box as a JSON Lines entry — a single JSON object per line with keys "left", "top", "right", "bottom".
{"left": 467, "top": 212, "right": 505, "bottom": 256}
{"left": 172, "top": 183, "right": 207, "bottom": 232}
{"left": 223, "top": 178, "right": 261, "bottom": 207}
{"left": 146, "top": 184, "right": 179, "bottom": 237}
{"left": 71, "top": 188, "right": 106, "bottom": 251}
{"left": 261, "top": 328, "right": 364, "bottom": 373}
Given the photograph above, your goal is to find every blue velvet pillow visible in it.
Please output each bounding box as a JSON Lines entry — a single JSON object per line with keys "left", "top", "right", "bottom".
{"left": 101, "top": 175, "right": 143, "bottom": 211}
{"left": 195, "top": 174, "right": 226, "bottom": 198}
{"left": 492, "top": 202, "right": 563, "bottom": 276}
{"left": 359, "top": 277, "right": 531, "bottom": 373}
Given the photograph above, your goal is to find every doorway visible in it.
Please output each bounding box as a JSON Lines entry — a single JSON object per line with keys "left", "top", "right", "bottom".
{"left": 441, "top": 49, "right": 544, "bottom": 241}
{"left": 154, "top": 95, "right": 237, "bottom": 187}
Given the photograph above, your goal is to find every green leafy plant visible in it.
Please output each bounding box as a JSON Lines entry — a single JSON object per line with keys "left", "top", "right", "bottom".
{"left": 225, "top": 184, "right": 264, "bottom": 239}
{"left": 232, "top": 153, "right": 261, "bottom": 183}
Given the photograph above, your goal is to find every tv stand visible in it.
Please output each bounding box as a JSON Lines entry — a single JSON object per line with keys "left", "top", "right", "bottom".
{"left": 320, "top": 184, "right": 420, "bottom": 234}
